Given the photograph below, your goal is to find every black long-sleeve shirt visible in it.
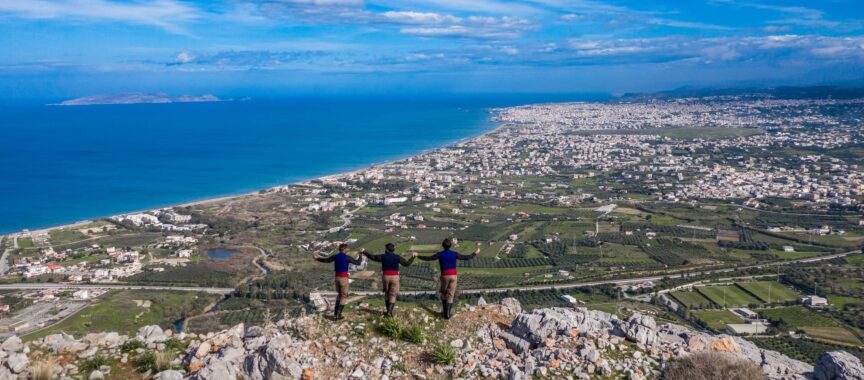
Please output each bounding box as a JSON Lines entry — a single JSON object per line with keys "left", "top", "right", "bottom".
{"left": 417, "top": 249, "right": 476, "bottom": 275}
{"left": 362, "top": 251, "right": 414, "bottom": 275}
{"left": 315, "top": 252, "right": 362, "bottom": 276}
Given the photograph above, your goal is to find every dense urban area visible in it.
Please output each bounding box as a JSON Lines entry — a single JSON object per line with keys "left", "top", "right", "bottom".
{"left": 1, "top": 88, "right": 863, "bottom": 379}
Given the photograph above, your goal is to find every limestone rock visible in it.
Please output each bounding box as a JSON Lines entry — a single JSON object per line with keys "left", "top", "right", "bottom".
{"left": 814, "top": 351, "right": 864, "bottom": 380}
{"left": 500, "top": 298, "right": 523, "bottom": 316}
{"left": 622, "top": 313, "right": 659, "bottom": 347}
{"left": 0, "top": 336, "right": 22, "bottom": 353}
{"left": 137, "top": 325, "right": 168, "bottom": 344}
{"left": 5, "top": 353, "right": 28, "bottom": 373}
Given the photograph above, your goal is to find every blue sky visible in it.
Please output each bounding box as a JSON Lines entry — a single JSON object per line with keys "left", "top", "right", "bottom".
{"left": 1, "top": 0, "right": 863, "bottom": 98}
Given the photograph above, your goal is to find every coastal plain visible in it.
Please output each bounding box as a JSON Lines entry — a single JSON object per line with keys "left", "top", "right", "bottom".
{"left": 1, "top": 89, "right": 863, "bottom": 368}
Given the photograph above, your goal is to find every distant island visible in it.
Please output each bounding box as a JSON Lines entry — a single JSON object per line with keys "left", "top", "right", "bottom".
{"left": 52, "top": 93, "right": 223, "bottom": 106}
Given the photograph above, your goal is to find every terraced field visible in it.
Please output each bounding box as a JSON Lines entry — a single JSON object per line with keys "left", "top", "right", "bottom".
{"left": 697, "top": 285, "right": 762, "bottom": 307}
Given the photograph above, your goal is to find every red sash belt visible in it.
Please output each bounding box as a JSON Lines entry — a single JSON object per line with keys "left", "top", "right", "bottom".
{"left": 335, "top": 272, "right": 349, "bottom": 278}
{"left": 441, "top": 269, "right": 457, "bottom": 276}
{"left": 383, "top": 270, "right": 400, "bottom": 276}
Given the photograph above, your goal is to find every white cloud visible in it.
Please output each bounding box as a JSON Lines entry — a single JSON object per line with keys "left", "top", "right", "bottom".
{"left": 0, "top": 0, "right": 201, "bottom": 34}
{"left": 381, "top": 11, "right": 460, "bottom": 24}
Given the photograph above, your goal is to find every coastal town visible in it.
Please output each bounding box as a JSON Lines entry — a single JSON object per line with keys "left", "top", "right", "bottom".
{"left": 1, "top": 90, "right": 863, "bottom": 378}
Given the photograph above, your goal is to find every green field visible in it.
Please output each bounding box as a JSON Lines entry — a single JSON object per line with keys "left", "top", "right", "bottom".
{"left": 736, "top": 281, "right": 800, "bottom": 304}
{"left": 692, "top": 310, "right": 745, "bottom": 330}
{"left": 697, "top": 285, "right": 762, "bottom": 307}
{"left": 760, "top": 306, "right": 838, "bottom": 328}
{"left": 671, "top": 290, "right": 715, "bottom": 308}
{"left": 25, "top": 290, "right": 219, "bottom": 341}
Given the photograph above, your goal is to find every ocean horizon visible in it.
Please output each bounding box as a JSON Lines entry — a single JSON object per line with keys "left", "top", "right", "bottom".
{"left": 0, "top": 93, "right": 608, "bottom": 234}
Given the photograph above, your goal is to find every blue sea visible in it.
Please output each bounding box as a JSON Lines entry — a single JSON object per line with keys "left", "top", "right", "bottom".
{"left": 0, "top": 94, "right": 606, "bottom": 234}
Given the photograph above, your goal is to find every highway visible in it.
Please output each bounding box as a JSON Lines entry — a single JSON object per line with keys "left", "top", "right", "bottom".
{"left": 0, "top": 250, "right": 855, "bottom": 298}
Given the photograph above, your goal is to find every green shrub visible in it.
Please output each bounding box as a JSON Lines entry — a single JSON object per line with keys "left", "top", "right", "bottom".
{"left": 663, "top": 352, "right": 766, "bottom": 380}
{"left": 135, "top": 352, "right": 156, "bottom": 373}
{"left": 164, "top": 338, "right": 188, "bottom": 351}
{"left": 379, "top": 317, "right": 402, "bottom": 339}
{"left": 430, "top": 344, "right": 456, "bottom": 365}
{"left": 121, "top": 339, "right": 145, "bottom": 353}
{"left": 400, "top": 325, "right": 425, "bottom": 344}
{"left": 80, "top": 355, "right": 110, "bottom": 373}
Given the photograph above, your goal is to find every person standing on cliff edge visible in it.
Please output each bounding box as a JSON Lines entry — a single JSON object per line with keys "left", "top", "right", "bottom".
{"left": 313, "top": 243, "right": 362, "bottom": 320}
{"left": 361, "top": 243, "right": 416, "bottom": 317}
{"left": 416, "top": 238, "right": 480, "bottom": 319}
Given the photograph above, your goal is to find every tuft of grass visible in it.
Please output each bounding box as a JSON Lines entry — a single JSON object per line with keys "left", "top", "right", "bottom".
{"left": 430, "top": 343, "right": 456, "bottom": 365}
{"left": 400, "top": 325, "right": 425, "bottom": 344}
{"left": 120, "top": 339, "right": 145, "bottom": 353}
{"left": 663, "top": 352, "right": 766, "bottom": 380}
{"left": 79, "top": 355, "right": 110, "bottom": 374}
{"left": 135, "top": 352, "right": 156, "bottom": 373}
{"left": 379, "top": 317, "right": 402, "bottom": 339}
{"left": 30, "top": 358, "right": 57, "bottom": 380}
{"left": 164, "top": 337, "right": 188, "bottom": 352}
{"left": 154, "top": 351, "right": 175, "bottom": 372}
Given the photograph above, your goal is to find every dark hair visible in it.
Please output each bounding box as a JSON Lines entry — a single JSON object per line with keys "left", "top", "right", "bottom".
{"left": 442, "top": 238, "right": 453, "bottom": 249}
{"left": 338, "top": 243, "right": 348, "bottom": 251}
{"left": 385, "top": 243, "right": 396, "bottom": 253}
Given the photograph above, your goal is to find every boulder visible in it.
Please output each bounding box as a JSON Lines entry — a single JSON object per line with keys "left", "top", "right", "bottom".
{"left": 498, "top": 331, "right": 531, "bottom": 355}
{"left": 0, "top": 336, "right": 22, "bottom": 353}
{"left": 243, "top": 335, "right": 303, "bottom": 380}
{"left": 709, "top": 336, "right": 740, "bottom": 353}
{"left": 42, "top": 333, "right": 88, "bottom": 354}
{"left": 82, "top": 332, "right": 124, "bottom": 348}
{"left": 500, "top": 298, "right": 523, "bottom": 316}
{"left": 137, "top": 325, "right": 168, "bottom": 344}
{"left": 5, "top": 353, "right": 28, "bottom": 373}
{"left": 508, "top": 308, "right": 615, "bottom": 347}
{"left": 814, "top": 351, "right": 864, "bottom": 380}
{"left": 622, "top": 313, "right": 658, "bottom": 347}
{"left": 193, "top": 357, "right": 242, "bottom": 380}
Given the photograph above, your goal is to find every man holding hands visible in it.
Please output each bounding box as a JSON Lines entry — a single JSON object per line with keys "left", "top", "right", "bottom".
{"left": 416, "top": 238, "right": 480, "bottom": 319}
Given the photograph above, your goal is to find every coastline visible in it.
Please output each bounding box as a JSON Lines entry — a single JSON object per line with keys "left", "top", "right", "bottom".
{"left": 3, "top": 110, "right": 505, "bottom": 238}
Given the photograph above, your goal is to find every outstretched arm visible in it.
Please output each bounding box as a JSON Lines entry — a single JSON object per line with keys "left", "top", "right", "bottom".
{"left": 347, "top": 254, "right": 363, "bottom": 265}
{"left": 415, "top": 252, "right": 440, "bottom": 261}
{"left": 313, "top": 253, "right": 336, "bottom": 263}
{"left": 399, "top": 254, "right": 416, "bottom": 267}
{"left": 361, "top": 250, "right": 383, "bottom": 262}
{"left": 457, "top": 247, "right": 481, "bottom": 260}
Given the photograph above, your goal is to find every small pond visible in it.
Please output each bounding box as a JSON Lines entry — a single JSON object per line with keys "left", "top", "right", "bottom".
{"left": 207, "top": 248, "right": 240, "bottom": 261}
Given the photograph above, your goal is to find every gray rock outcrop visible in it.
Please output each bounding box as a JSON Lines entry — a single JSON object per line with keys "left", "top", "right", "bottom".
{"left": 814, "top": 351, "right": 864, "bottom": 380}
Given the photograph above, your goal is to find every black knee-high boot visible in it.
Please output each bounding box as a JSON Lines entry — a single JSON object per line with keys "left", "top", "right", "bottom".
{"left": 445, "top": 301, "right": 454, "bottom": 319}
{"left": 441, "top": 299, "right": 448, "bottom": 318}
{"left": 385, "top": 301, "right": 395, "bottom": 317}
{"left": 334, "top": 301, "right": 343, "bottom": 320}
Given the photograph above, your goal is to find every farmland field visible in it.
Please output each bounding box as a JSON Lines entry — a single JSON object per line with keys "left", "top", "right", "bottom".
{"left": 692, "top": 310, "right": 745, "bottom": 330}
{"left": 671, "top": 290, "right": 715, "bottom": 308}
{"left": 697, "top": 286, "right": 762, "bottom": 307}
{"left": 736, "top": 281, "right": 800, "bottom": 304}
{"left": 760, "top": 306, "right": 837, "bottom": 328}
{"left": 801, "top": 327, "right": 862, "bottom": 346}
